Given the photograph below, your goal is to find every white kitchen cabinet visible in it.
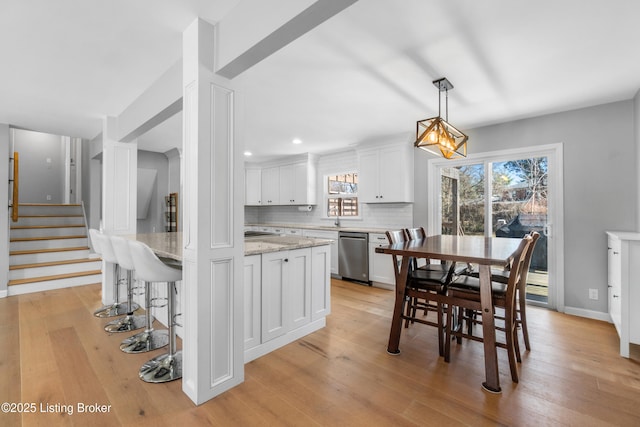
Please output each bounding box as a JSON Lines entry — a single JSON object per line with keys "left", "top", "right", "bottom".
{"left": 245, "top": 168, "right": 262, "bottom": 206}
{"left": 244, "top": 255, "right": 261, "bottom": 351}
{"left": 358, "top": 144, "right": 414, "bottom": 203}
{"left": 261, "top": 248, "right": 311, "bottom": 342}
{"left": 261, "top": 166, "right": 280, "bottom": 205}
{"left": 606, "top": 231, "right": 640, "bottom": 357}
{"left": 368, "top": 232, "right": 395, "bottom": 289}
{"left": 280, "top": 162, "right": 316, "bottom": 205}
{"left": 284, "top": 228, "right": 303, "bottom": 236}
{"left": 302, "top": 229, "right": 339, "bottom": 275}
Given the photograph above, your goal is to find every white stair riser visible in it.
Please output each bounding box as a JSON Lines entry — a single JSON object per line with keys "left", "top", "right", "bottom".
{"left": 8, "top": 274, "right": 103, "bottom": 296}
{"left": 9, "top": 261, "right": 102, "bottom": 280}
{"left": 11, "top": 238, "right": 88, "bottom": 251}
{"left": 14, "top": 216, "right": 84, "bottom": 227}
{"left": 17, "top": 205, "right": 83, "bottom": 216}
{"left": 10, "top": 227, "right": 86, "bottom": 239}
{"left": 10, "top": 249, "right": 91, "bottom": 265}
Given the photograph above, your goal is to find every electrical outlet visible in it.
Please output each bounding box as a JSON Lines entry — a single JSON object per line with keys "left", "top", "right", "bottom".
{"left": 589, "top": 289, "right": 598, "bottom": 300}
{"left": 46, "top": 195, "right": 52, "bottom": 201}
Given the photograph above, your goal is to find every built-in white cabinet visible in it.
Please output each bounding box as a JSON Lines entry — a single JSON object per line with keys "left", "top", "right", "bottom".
{"left": 247, "top": 154, "right": 317, "bottom": 206}
{"left": 244, "top": 243, "right": 331, "bottom": 362}
{"left": 358, "top": 144, "right": 414, "bottom": 203}
{"left": 606, "top": 231, "right": 640, "bottom": 357}
{"left": 245, "top": 168, "right": 262, "bottom": 206}
{"left": 368, "top": 232, "right": 395, "bottom": 289}
{"left": 302, "top": 229, "right": 339, "bottom": 276}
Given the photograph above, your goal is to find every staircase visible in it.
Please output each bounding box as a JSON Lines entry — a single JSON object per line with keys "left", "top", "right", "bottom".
{"left": 8, "top": 203, "right": 102, "bottom": 296}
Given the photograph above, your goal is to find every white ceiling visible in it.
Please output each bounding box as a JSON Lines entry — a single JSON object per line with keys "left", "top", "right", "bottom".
{"left": 3, "top": 0, "right": 640, "bottom": 160}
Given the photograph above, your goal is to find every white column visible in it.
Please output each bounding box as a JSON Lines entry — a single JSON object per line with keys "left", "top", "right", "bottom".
{"left": 181, "top": 18, "right": 245, "bottom": 404}
{"left": 100, "top": 116, "right": 137, "bottom": 303}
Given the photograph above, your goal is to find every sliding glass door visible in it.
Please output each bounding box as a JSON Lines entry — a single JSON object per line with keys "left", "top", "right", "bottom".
{"left": 428, "top": 145, "right": 563, "bottom": 309}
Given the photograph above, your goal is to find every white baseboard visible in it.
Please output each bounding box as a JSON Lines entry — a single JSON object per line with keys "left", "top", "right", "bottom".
{"left": 0, "top": 289, "right": 7, "bottom": 298}
{"left": 244, "top": 318, "right": 326, "bottom": 363}
{"left": 564, "top": 306, "right": 612, "bottom": 323}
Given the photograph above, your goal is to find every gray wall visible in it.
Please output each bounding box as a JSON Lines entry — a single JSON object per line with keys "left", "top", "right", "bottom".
{"left": 0, "top": 124, "right": 9, "bottom": 295}
{"left": 415, "top": 100, "right": 635, "bottom": 314}
{"left": 13, "top": 129, "right": 65, "bottom": 203}
{"left": 137, "top": 150, "right": 169, "bottom": 233}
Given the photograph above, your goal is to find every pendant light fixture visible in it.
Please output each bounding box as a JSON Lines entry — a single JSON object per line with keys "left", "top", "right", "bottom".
{"left": 414, "top": 77, "right": 468, "bottom": 159}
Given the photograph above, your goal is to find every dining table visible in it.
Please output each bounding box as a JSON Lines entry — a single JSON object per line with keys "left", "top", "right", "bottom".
{"left": 375, "top": 234, "right": 522, "bottom": 393}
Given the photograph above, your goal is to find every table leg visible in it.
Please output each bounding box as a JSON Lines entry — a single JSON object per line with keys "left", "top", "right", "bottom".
{"left": 479, "top": 264, "right": 501, "bottom": 393}
{"left": 387, "top": 256, "right": 410, "bottom": 354}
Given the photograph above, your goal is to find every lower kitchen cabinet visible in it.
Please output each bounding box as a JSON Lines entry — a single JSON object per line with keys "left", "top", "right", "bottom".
{"left": 302, "top": 229, "right": 339, "bottom": 275}
{"left": 244, "top": 244, "right": 331, "bottom": 362}
{"left": 368, "top": 233, "right": 395, "bottom": 289}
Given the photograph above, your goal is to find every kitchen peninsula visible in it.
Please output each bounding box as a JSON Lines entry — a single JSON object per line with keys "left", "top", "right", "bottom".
{"left": 128, "top": 232, "right": 332, "bottom": 363}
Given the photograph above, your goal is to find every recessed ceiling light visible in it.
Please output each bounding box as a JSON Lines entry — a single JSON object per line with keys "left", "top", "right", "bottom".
{"left": 292, "top": 138, "right": 302, "bottom": 144}
{"left": 244, "top": 151, "right": 252, "bottom": 156}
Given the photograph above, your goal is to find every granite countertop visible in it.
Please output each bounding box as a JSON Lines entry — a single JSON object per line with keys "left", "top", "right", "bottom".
{"left": 244, "top": 235, "right": 332, "bottom": 255}
{"left": 246, "top": 223, "right": 392, "bottom": 234}
{"left": 127, "top": 232, "right": 332, "bottom": 260}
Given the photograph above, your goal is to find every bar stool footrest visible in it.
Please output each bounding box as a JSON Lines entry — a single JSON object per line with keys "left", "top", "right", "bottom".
{"left": 104, "top": 314, "right": 146, "bottom": 333}
{"left": 120, "top": 329, "right": 169, "bottom": 354}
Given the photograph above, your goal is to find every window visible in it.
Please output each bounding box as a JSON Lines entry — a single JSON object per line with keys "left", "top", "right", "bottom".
{"left": 326, "top": 173, "right": 358, "bottom": 217}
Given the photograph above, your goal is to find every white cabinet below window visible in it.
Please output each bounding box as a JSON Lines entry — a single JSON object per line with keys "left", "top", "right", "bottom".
{"left": 368, "top": 233, "right": 395, "bottom": 289}
{"left": 606, "top": 231, "right": 640, "bottom": 357}
{"left": 358, "top": 144, "right": 414, "bottom": 203}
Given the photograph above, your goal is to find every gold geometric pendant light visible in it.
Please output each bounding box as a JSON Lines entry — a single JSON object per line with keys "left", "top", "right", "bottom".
{"left": 414, "top": 78, "right": 468, "bottom": 159}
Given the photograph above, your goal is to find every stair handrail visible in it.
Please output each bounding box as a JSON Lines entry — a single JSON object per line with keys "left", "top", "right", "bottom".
{"left": 11, "top": 151, "right": 19, "bottom": 222}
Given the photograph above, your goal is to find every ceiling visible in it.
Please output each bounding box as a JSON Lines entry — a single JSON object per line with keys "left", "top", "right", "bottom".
{"left": 3, "top": 1, "right": 640, "bottom": 161}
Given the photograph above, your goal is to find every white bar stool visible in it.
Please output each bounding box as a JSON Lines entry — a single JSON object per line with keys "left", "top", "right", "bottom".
{"left": 90, "top": 229, "right": 139, "bottom": 317}
{"left": 104, "top": 235, "right": 147, "bottom": 333}
{"left": 127, "top": 239, "right": 183, "bottom": 383}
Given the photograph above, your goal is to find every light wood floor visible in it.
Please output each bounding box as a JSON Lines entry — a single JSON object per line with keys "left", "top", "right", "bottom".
{"left": 2, "top": 279, "right": 640, "bottom": 426}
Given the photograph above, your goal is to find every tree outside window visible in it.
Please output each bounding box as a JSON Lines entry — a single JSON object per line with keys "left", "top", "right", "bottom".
{"left": 327, "top": 173, "right": 358, "bottom": 217}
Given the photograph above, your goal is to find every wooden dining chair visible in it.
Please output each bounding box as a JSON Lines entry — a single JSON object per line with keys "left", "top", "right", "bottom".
{"left": 444, "top": 234, "right": 533, "bottom": 383}
{"left": 386, "top": 230, "right": 456, "bottom": 357}
{"left": 460, "top": 231, "right": 540, "bottom": 351}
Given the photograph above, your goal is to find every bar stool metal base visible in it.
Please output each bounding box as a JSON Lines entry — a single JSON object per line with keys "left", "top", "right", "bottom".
{"left": 120, "top": 329, "right": 169, "bottom": 354}
{"left": 93, "top": 302, "right": 139, "bottom": 318}
{"left": 104, "top": 314, "right": 146, "bottom": 333}
{"left": 139, "top": 350, "right": 182, "bottom": 383}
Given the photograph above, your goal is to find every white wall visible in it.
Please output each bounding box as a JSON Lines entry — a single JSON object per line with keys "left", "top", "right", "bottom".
{"left": 428, "top": 100, "right": 635, "bottom": 314}
{"left": 0, "top": 123, "right": 10, "bottom": 296}
{"left": 13, "top": 129, "right": 66, "bottom": 203}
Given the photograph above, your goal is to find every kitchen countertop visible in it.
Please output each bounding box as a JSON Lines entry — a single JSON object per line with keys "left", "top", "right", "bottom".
{"left": 127, "top": 232, "right": 332, "bottom": 260}
{"left": 246, "top": 223, "right": 393, "bottom": 234}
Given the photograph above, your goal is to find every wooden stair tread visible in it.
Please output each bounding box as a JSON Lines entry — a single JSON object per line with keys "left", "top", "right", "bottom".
{"left": 10, "top": 246, "right": 90, "bottom": 256}
{"left": 11, "top": 224, "right": 85, "bottom": 230}
{"left": 10, "top": 258, "right": 101, "bottom": 270}
{"left": 10, "top": 235, "right": 86, "bottom": 242}
{"left": 8, "top": 270, "right": 102, "bottom": 286}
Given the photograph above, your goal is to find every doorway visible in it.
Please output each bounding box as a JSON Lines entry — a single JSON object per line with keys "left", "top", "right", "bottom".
{"left": 427, "top": 144, "right": 564, "bottom": 310}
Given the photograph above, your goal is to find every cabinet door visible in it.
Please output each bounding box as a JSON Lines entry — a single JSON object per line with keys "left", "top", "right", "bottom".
{"left": 368, "top": 234, "right": 395, "bottom": 286}
{"left": 245, "top": 168, "right": 262, "bottom": 205}
{"left": 288, "top": 248, "right": 312, "bottom": 330}
{"left": 244, "top": 255, "right": 262, "bottom": 350}
{"left": 303, "top": 230, "right": 339, "bottom": 275}
{"left": 279, "top": 164, "right": 295, "bottom": 204}
{"left": 358, "top": 150, "right": 379, "bottom": 203}
{"left": 261, "top": 251, "right": 288, "bottom": 342}
{"left": 261, "top": 166, "right": 280, "bottom": 205}
{"left": 378, "top": 146, "right": 410, "bottom": 202}
{"left": 292, "top": 162, "right": 310, "bottom": 205}
{"left": 311, "top": 245, "right": 331, "bottom": 321}
{"left": 608, "top": 237, "right": 622, "bottom": 333}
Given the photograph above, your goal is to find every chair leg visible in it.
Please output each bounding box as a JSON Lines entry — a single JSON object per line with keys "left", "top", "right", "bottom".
{"left": 504, "top": 307, "right": 519, "bottom": 383}
{"left": 444, "top": 303, "right": 454, "bottom": 363}
{"left": 437, "top": 301, "right": 444, "bottom": 357}
{"left": 518, "top": 290, "right": 531, "bottom": 351}
{"left": 104, "top": 269, "right": 146, "bottom": 333}
{"left": 120, "top": 281, "right": 169, "bottom": 354}
{"left": 93, "top": 264, "right": 137, "bottom": 317}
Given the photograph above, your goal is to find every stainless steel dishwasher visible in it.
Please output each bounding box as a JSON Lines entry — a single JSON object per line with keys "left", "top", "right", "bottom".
{"left": 338, "top": 231, "right": 370, "bottom": 284}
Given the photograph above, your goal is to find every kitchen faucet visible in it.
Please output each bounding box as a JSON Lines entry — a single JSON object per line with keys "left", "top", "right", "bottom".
{"left": 334, "top": 216, "right": 340, "bottom": 227}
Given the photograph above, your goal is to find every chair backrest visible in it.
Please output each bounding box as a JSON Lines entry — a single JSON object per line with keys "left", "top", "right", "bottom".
{"left": 110, "top": 235, "right": 135, "bottom": 271}
{"left": 94, "top": 231, "right": 118, "bottom": 264}
{"left": 405, "top": 227, "right": 426, "bottom": 241}
{"left": 386, "top": 230, "right": 408, "bottom": 277}
{"left": 504, "top": 235, "right": 533, "bottom": 308}
{"left": 127, "top": 240, "right": 182, "bottom": 283}
{"left": 517, "top": 231, "right": 540, "bottom": 292}
{"left": 88, "top": 228, "right": 102, "bottom": 256}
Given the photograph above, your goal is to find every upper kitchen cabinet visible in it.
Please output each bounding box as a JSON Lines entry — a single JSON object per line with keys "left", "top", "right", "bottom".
{"left": 358, "top": 143, "right": 414, "bottom": 203}
{"left": 245, "top": 168, "right": 262, "bottom": 206}
{"left": 247, "top": 153, "right": 317, "bottom": 206}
